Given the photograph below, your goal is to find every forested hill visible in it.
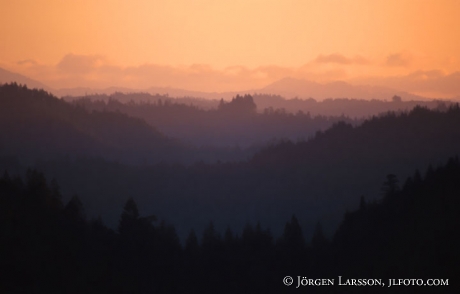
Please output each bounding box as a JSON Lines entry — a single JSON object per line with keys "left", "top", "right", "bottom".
{"left": 0, "top": 83, "right": 186, "bottom": 165}
{"left": 2, "top": 83, "right": 460, "bottom": 244}
{"left": 245, "top": 105, "right": 460, "bottom": 233}
{"left": 252, "top": 93, "right": 449, "bottom": 117}
{"left": 65, "top": 90, "right": 449, "bottom": 118}
{"left": 66, "top": 91, "right": 448, "bottom": 148}
{"left": 69, "top": 94, "right": 361, "bottom": 147}
{"left": 329, "top": 156, "right": 460, "bottom": 281}
{"left": 253, "top": 104, "right": 460, "bottom": 168}
{"left": 25, "top": 104, "right": 460, "bottom": 242}
{"left": 0, "top": 157, "right": 458, "bottom": 293}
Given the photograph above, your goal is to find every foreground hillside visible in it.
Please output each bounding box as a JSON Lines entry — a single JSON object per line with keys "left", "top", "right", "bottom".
{"left": 1, "top": 157, "right": 458, "bottom": 293}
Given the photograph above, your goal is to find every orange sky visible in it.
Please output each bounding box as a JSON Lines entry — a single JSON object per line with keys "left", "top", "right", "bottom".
{"left": 1, "top": 0, "right": 460, "bottom": 97}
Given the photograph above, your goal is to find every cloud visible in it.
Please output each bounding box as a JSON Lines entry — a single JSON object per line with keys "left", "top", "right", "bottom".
{"left": 385, "top": 52, "right": 412, "bottom": 67}
{"left": 57, "top": 54, "right": 107, "bottom": 74}
{"left": 64, "top": 61, "right": 269, "bottom": 91}
{"left": 17, "top": 59, "right": 38, "bottom": 66}
{"left": 315, "top": 54, "right": 369, "bottom": 65}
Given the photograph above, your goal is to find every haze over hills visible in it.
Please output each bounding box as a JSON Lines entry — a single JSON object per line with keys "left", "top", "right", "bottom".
{"left": 261, "top": 77, "right": 428, "bottom": 101}
{"left": 73, "top": 94, "right": 363, "bottom": 147}
{"left": 0, "top": 66, "right": 243, "bottom": 99}
{"left": 55, "top": 78, "right": 434, "bottom": 102}
{"left": 0, "top": 66, "right": 438, "bottom": 102}
{"left": 55, "top": 86, "right": 243, "bottom": 101}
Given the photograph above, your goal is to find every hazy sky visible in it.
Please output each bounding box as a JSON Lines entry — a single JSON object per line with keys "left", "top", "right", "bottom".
{"left": 1, "top": 0, "right": 460, "bottom": 97}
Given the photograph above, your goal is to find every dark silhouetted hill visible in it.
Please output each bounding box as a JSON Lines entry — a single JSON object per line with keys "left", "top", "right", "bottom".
{"left": 1, "top": 157, "right": 458, "bottom": 293}
{"left": 0, "top": 83, "right": 185, "bottom": 165}
{"left": 2, "top": 83, "right": 460, "bottom": 249}
{"left": 329, "top": 156, "right": 460, "bottom": 283}
{"left": 0, "top": 67, "right": 51, "bottom": 91}
{"left": 11, "top": 104, "right": 458, "bottom": 243}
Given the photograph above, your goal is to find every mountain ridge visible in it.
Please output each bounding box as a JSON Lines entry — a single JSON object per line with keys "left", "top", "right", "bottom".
{"left": 1, "top": 66, "right": 435, "bottom": 101}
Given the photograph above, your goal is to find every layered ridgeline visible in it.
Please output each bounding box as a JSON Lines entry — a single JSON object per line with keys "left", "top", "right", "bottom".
{"left": 68, "top": 93, "right": 361, "bottom": 147}
{"left": 29, "top": 103, "right": 460, "bottom": 241}
{"left": 1, "top": 157, "right": 458, "bottom": 293}
{"left": 2, "top": 83, "right": 460, "bottom": 242}
{"left": 0, "top": 83, "right": 187, "bottom": 165}
{"left": 65, "top": 91, "right": 447, "bottom": 147}
{"left": 1, "top": 83, "right": 364, "bottom": 163}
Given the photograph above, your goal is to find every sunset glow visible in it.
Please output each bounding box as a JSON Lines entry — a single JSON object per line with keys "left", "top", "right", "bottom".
{"left": 1, "top": 2, "right": 460, "bottom": 291}
{"left": 1, "top": 0, "right": 460, "bottom": 97}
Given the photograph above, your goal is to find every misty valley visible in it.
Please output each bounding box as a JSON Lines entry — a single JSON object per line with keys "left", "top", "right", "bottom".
{"left": 1, "top": 83, "right": 458, "bottom": 293}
